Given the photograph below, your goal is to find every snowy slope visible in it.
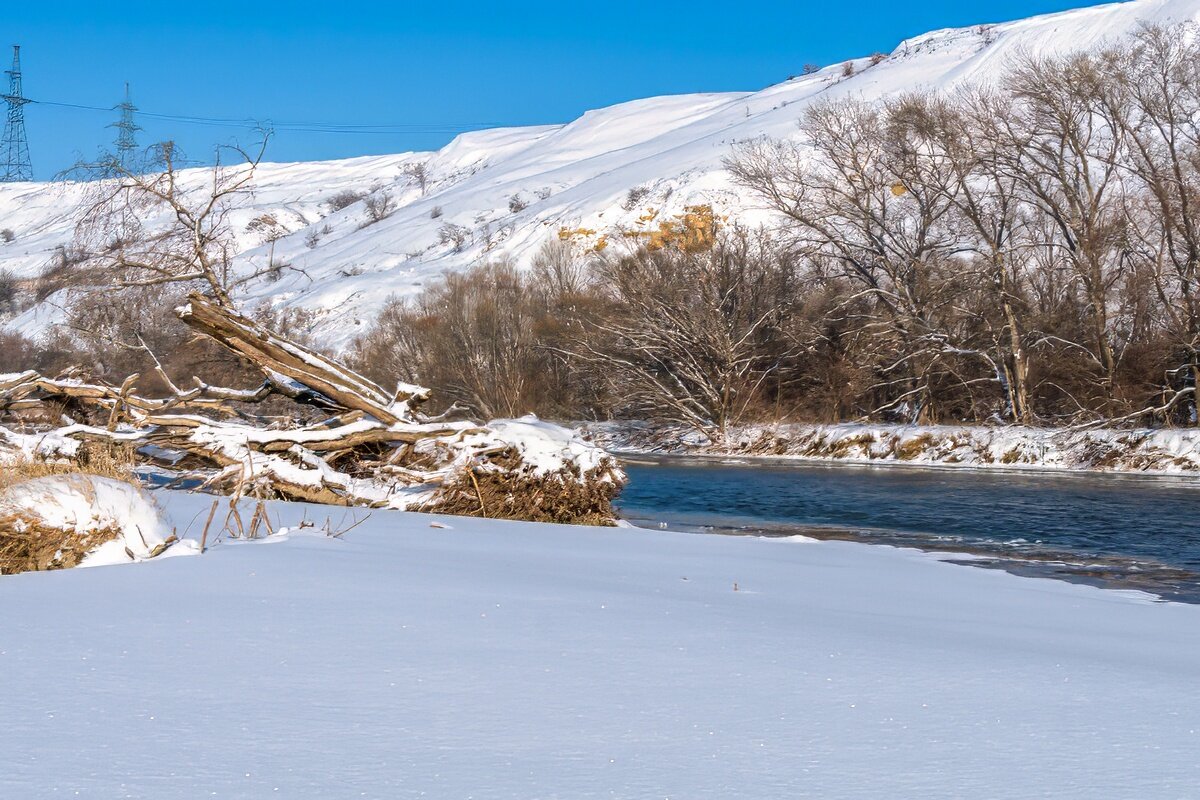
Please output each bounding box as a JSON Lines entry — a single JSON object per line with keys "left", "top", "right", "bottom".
{"left": 4, "top": 0, "right": 1200, "bottom": 348}
{"left": 1, "top": 489, "right": 1197, "bottom": 798}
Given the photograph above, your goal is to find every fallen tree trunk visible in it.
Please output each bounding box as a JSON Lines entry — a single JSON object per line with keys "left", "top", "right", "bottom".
{"left": 1, "top": 294, "right": 625, "bottom": 524}
{"left": 177, "top": 293, "right": 428, "bottom": 423}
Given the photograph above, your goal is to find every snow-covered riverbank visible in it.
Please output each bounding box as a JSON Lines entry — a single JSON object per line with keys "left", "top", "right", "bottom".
{"left": 2, "top": 489, "right": 1197, "bottom": 798}
{"left": 582, "top": 421, "right": 1200, "bottom": 475}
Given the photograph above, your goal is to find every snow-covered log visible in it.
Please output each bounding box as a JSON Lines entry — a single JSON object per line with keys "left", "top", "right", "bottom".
{"left": 177, "top": 292, "right": 425, "bottom": 422}
{"left": 0, "top": 297, "right": 625, "bottom": 524}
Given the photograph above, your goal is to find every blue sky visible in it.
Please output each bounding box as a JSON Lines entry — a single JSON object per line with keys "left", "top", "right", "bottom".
{"left": 3, "top": 0, "right": 1109, "bottom": 178}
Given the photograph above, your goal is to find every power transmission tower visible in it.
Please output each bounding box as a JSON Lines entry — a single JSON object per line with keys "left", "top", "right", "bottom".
{"left": 1, "top": 45, "right": 32, "bottom": 182}
{"left": 111, "top": 81, "right": 140, "bottom": 169}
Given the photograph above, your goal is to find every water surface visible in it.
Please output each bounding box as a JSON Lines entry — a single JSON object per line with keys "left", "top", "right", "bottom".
{"left": 617, "top": 457, "right": 1200, "bottom": 602}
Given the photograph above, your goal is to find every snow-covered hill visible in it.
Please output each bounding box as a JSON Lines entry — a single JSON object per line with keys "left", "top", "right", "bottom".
{"left": 3, "top": 0, "right": 1200, "bottom": 349}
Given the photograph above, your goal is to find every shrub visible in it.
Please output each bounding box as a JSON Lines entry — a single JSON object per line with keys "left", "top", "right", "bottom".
{"left": 0, "top": 228, "right": 13, "bottom": 243}
{"left": 402, "top": 161, "right": 430, "bottom": 194}
{"left": 841, "top": 61, "right": 855, "bottom": 77}
{"left": 362, "top": 191, "right": 394, "bottom": 226}
{"left": 0, "top": 269, "right": 18, "bottom": 312}
{"left": 437, "top": 222, "right": 470, "bottom": 252}
{"left": 325, "top": 189, "right": 365, "bottom": 213}
{"left": 623, "top": 186, "right": 650, "bottom": 210}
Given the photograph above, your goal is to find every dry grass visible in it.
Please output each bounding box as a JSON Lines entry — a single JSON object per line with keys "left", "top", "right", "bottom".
{"left": 893, "top": 433, "right": 935, "bottom": 461}
{"left": 829, "top": 432, "right": 876, "bottom": 458}
{"left": 429, "top": 451, "right": 621, "bottom": 526}
{"left": 0, "top": 513, "right": 123, "bottom": 574}
{"left": 0, "top": 441, "right": 136, "bottom": 491}
{"left": 0, "top": 443, "right": 138, "bottom": 575}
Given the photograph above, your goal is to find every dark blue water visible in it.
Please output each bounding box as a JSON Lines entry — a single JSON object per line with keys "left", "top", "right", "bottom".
{"left": 617, "top": 457, "right": 1200, "bottom": 602}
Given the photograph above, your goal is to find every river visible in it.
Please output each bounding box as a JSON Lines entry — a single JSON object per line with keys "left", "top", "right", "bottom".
{"left": 616, "top": 456, "right": 1200, "bottom": 603}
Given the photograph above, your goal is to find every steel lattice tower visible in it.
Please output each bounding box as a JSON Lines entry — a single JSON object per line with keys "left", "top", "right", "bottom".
{"left": 111, "top": 81, "right": 140, "bottom": 169}
{"left": 1, "top": 45, "right": 32, "bottom": 182}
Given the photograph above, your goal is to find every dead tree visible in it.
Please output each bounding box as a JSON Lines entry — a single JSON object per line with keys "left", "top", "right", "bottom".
{"left": 69, "top": 135, "right": 283, "bottom": 306}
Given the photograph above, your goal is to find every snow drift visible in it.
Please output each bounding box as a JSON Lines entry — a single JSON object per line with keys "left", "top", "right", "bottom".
{"left": 1, "top": 488, "right": 1197, "bottom": 797}
{"left": 0, "top": 474, "right": 183, "bottom": 572}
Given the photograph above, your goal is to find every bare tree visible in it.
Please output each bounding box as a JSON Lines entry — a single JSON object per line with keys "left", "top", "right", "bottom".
{"left": 922, "top": 89, "right": 1039, "bottom": 422}
{"left": 1116, "top": 26, "right": 1200, "bottom": 423}
{"left": 362, "top": 190, "right": 394, "bottom": 226}
{"left": 71, "top": 133, "right": 275, "bottom": 307}
{"left": 402, "top": 161, "right": 431, "bottom": 195}
{"left": 569, "top": 230, "right": 802, "bottom": 439}
{"left": 997, "top": 51, "right": 1132, "bottom": 404}
{"left": 729, "top": 99, "right": 975, "bottom": 422}
{"left": 354, "top": 261, "right": 551, "bottom": 418}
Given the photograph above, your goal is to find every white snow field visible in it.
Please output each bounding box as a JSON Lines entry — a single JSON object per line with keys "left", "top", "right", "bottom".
{"left": 7, "top": 0, "right": 1200, "bottom": 348}
{"left": 1, "top": 490, "right": 1198, "bottom": 799}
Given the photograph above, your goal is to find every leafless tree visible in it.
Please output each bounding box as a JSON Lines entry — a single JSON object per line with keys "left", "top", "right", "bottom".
{"left": 354, "top": 261, "right": 551, "bottom": 418}
{"left": 402, "top": 161, "right": 431, "bottom": 195}
{"left": 71, "top": 133, "right": 275, "bottom": 307}
{"left": 567, "top": 230, "right": 803, "bottom": 438}
{"left": 362, "top": 190, "right": 394, "bottom": 226}
{"left": 438, "top": 222, "right": 470, "bottom": 252}
{"left": 997, "top": 51, "right": 1132, "bottom": 404}
{"left": 729, "top": 99, "right": 979, "bottom": 422}
{"left": 1115, "top": 26, "right": 1200, "bottom": 423}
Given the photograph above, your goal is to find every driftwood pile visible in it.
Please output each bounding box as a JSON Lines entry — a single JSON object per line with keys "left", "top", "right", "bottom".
{"left": 0, "top": 293, "right": 624, "bottom": 524}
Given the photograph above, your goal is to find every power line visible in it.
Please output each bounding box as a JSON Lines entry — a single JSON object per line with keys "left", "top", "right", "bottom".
{"left": 28, "top": 96, "right": 504, "bottom": 135}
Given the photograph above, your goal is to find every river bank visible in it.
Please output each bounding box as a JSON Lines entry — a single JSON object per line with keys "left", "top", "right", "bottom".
{"left": 582, "top": 420, "right": 1200, "bottom": 475}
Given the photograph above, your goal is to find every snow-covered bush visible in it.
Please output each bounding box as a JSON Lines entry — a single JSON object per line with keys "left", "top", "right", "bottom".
{"left": 0, "top": 475, "right": 177, "bottom": 574}
{"left": 426, "top": 416, "right": 625, "bottom": 525}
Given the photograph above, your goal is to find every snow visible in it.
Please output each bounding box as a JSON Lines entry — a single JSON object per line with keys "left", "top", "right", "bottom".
{"left": 0, "top": 488, "right": 1197, "bottom": 798}
{"left": 0, "top": 475, "right": 183, "bottom": 566}
{"left": 0, "top": 425, "right": 81, "bottom": 462}
{"left": 8, "top": 0, "right": 1200, "bottom": 349}
{"left": 479, "top": 414, "right": 617, "bottom": 476}
{"left": 584, "top": 420, "right": 1200, "bottom": 474}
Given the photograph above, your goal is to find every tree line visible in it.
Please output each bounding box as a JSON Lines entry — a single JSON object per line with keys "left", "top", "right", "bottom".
{"left": 3, "top": 25, "right": 1198, "bottom": 437}
{"left": 352, "top": 26, "right": 1200, "bottom": 435}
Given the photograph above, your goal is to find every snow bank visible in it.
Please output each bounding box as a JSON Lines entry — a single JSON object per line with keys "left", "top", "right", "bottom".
{"left": 0, "top": 488, "right": 1195, "bottom": 797}
{"left": 0, "top": 425, "right": 81, "bottom": 464}
{"left": 0, "top": 475, "right": 184, "bottom": 568}
{"left": 476, "top": 414, "right": 621, "bottom": 478}
{"left": 584, "top": 420, "right": 1200, "bottom": 474}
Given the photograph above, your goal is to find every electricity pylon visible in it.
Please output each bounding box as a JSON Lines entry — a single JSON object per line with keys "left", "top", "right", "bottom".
{"left": 111, "top": 81, "right": 140, "bottom": 170}
{"left": 1, "top": 45, "right": 33, "bottom": 182}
